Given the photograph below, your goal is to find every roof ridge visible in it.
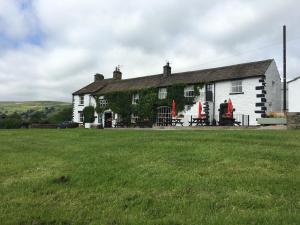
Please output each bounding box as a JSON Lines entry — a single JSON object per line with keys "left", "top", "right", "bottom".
{"left": 111, "top": 59, "right": 274, "bottom": 82}
{"left": 288, "top": 75, "right": 300, "bottom": 83}
{"left": 171, "top": 59, "right": 274, "bottom": 76}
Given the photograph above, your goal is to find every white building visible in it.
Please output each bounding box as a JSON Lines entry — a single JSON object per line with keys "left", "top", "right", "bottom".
{"left": 288, "top": 76, "right": 300, "bottom": 112}
{"left": 72, "top": 59, "right": 282, "bottom": 127}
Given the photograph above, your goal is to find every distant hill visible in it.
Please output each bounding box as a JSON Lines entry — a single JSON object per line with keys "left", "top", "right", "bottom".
{"left": 0, "top": 101, "right": 71, "bottom": 115}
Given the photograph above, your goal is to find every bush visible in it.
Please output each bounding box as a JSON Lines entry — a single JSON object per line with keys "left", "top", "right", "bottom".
{"left": 29, "top": 111, "right": 45, "bottom": 124}
{"left": 83, "top": 106, "right": 95, "bottom": 123}
{"left": 0, "top": 113, "right": 23, "bottom": 129}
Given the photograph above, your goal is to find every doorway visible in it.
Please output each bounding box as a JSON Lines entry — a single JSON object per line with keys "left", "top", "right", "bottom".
{"left": 104, "top": 112, "right": 112, "bottom": 128}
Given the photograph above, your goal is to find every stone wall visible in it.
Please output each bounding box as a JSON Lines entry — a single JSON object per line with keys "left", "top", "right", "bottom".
{"left": 287, "top": 112, "right": 300, "bottom": 129}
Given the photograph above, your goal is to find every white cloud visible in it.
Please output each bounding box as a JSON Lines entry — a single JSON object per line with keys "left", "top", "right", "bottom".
{"left": 0, "top": 0, "right": 299, "bottom": 101}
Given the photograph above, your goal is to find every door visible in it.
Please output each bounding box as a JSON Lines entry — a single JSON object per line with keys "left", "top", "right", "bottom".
{"left": 104, "top": 112, "right": 112, "bottom": 128}
{"left": 156, "top": 106, "right": 171, "bottom": 126}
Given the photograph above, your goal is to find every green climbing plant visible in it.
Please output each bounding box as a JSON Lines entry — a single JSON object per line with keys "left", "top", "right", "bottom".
{"left": 93, "top": 82, "right": 205, "bottom": 124}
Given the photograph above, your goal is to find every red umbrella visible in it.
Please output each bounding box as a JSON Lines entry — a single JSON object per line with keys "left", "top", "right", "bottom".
{"left": 198, "top": 101, "right": 202, "bottom": 118}
{"left": 227, "top": 98, "right": 233, "bottom": 117}
{"left": 171, "top": 99, "right": 176, "bottom": 117}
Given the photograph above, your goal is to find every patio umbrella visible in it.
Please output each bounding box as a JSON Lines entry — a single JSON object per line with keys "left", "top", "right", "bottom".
{"left": 198, "top": 101, "right": 202, "bottom": 118}
{"left": 171, "top": 99, "right": 176, "bottom": 117}
{"left": 227, "top": 98, "right": 233, "bottom": 116}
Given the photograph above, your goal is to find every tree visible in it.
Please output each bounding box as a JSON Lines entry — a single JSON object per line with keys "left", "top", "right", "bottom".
{"left": 48, "top": 107, "right": 73, "bottom": 123}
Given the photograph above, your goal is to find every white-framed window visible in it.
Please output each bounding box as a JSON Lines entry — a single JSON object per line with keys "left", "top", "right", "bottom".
{"left": 158, "top": 88, "right": 167, "bottom": 99}
{"left": 79, "top": 112, "right": 84, "bottom": 123}
{"left": 79, "top": 96, "right": 84, "bottom": 105}
{"left": 99, "top": 99, "right": 108, "bottom": 108}
{"left": 132, "top": 93, "right": 139, "bottom": 105}
{"left": 131, "top": 113, "right": 139, "bottom": 123}
{"left": 184, "top": 85, "right": 194, "bottom": 97}
{"left": 231, "top": 80, "right": 243, "bottom": 93}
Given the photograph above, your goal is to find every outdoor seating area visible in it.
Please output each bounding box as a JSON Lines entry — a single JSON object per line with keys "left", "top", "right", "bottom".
{"left": 105, "top": 98, "right": 248, "bottom": 128}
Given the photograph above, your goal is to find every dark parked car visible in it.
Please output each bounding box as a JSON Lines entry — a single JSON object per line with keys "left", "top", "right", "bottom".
{"left": 57, "top": 121, "right": 79, "bottom": 129}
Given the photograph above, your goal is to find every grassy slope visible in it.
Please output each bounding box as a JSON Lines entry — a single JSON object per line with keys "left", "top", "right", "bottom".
{"left": 0, "top": 129, "right": 299, "bottom": 225}
{"left": 0, "top": 101, "right": 71, "bottom": 114}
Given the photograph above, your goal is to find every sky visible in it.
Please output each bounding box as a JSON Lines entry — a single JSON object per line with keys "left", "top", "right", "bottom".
{"left": 0, "top": 0, "right": 299, "bottom": 102}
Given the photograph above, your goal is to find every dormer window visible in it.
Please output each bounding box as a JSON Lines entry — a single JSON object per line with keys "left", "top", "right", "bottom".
{"left": 132, "top": 93, "right": 139, "bottom": 105}
{"left": 184, "top": 85, "right": 194, "bottom": 97}
{"left": 79, "top": 96, "right": 84, "bottom": 105}
{"left": 158, "top": 88, "right": 167, "bottom": 99}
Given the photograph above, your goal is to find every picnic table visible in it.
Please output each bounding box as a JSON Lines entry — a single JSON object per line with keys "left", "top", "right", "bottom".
{"left": 171, "top": 118, "right": 184, "bottom": 126}
{"left": 189, "top": 117, "right": 206, "bottom": 126}
{"left": 156, "top": 118, "right": 184, "bottom": 126}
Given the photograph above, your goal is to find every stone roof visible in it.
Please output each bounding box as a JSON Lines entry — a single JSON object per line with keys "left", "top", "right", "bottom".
{"left": 73, "top": 59, "right": 273, "bottom": 95}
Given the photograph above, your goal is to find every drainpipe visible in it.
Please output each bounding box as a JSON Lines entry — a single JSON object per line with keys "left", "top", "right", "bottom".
{"left": 213, "top": 82, "right": 216, "bottom": 121}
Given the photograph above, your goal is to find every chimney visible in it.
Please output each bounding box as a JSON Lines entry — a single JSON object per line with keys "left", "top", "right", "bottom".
{"left": 163, "top": 62, "right": 171, "bottom": 78}
{"left": 94, "top": 73, "right": 104, "bottom": 81}
{"left": 113, "top": 66, "right": 122, "bottom": 80}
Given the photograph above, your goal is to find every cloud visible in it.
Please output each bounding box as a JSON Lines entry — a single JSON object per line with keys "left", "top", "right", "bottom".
{"left": 0, "top": 0, "right": 299, "bottom": 101}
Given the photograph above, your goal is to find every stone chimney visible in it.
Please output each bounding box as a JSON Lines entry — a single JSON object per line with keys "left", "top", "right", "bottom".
{"left": 94, "top": 73, "right": 104, "bottom": 81}
{"left": 113, "top": 66, "right": 122, "bottom": 80}
{"left": 163, "top": 62, "right": 171, "bottom": 78}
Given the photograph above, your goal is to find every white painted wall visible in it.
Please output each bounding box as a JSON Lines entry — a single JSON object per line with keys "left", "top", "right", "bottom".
{"left": 288, "top": 78, "right": 300, "bottom": 112}
{"left": 214, "top": 78, "right": 261, "bottom": 125}
{"left": 265, "top": 60, "right": 282, "bottom": 112}
{"left": 179, "top": 85, "right": 214, "bottom": 126}
{"left": 73, "top": 94, "right": 98, "bottom": 124}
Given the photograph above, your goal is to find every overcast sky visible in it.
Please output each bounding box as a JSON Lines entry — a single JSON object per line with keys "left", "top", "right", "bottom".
{"left": 0, "top": 0, "right": 299, "bottom": 102}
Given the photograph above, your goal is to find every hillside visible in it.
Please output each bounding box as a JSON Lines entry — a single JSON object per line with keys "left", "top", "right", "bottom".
{"left": 0, "top": 101, "right": 71, "bottom": 115}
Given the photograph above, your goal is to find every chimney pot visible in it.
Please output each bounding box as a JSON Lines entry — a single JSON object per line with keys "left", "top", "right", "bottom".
{"left": 163, "top": 62, "right": 171, "bottom": 78}
{"left": 94, "top": 73, "right": 104, "bottom": 81}
{"left": 113, "top": 66, "right": 122, "bottom": 80}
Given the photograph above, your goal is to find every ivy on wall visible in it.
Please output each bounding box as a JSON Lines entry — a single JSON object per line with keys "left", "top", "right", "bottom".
{"left": 93, "top": 83, "right": 205, "bottom": 122}
{"left": 135, "top": 88, "right": 158, "bottom": 121}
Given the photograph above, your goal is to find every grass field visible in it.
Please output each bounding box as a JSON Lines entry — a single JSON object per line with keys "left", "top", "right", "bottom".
{"left": 0, "top": 129, "right": 299, "bottom": 225}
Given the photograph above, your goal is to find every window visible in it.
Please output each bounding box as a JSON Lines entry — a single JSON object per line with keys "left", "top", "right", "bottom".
{"left": 231, "top": 80, "right": 243, "bottom": 93}
{"left": 158, "top": 88, "right": 167, "bottom": 99}
{"left": 132, "top": 93, "right": 139, "bottom": 104}
{"left": 206, "top": 84, "right": 213, "bottom": 101}
{"left": 131, "top": 113, "right": 139, "bottom": 123}
{"left": 79, "top": 96, "right": 84, "bottom": 105}
{"left": 184, "top": 85, "right": 194, "bottom": 97}
{"left": 206, "top": 84, "right": 213, "bottom": 92}
{"left": 79, "top": 112, "right": 84, "bottom": 123}
{"left": 99, "top": 99, "right": 108, "bottom": 108}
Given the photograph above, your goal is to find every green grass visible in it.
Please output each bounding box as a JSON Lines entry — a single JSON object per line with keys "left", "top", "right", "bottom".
{"left": 0, "top": 101, "right": 71, "bottom": 114}
{"left": 0, "top": 129, "right": 299, "bottom": 225}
